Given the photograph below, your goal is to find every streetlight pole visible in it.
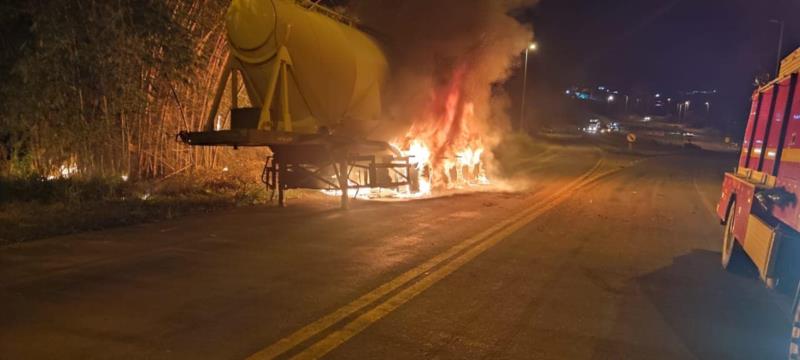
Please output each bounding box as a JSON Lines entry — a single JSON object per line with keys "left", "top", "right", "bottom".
{"left": 684, "top": 101, "right": 691, "bottom": 120}
{"left": 607, "top": 95, "right": 615, "bottom": 112}
{"left": 625, "top": 95, "right": 629, "bottom": 113}
{"left": 520, "top": 42, "right": 537, "bottom": 133}
{"left": 770, "top": 19, "right": 785, "bottom": 77}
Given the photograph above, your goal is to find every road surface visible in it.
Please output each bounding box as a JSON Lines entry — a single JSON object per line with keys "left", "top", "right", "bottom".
{"left": 0, "top": 143, "right": 792, "bottom": 359}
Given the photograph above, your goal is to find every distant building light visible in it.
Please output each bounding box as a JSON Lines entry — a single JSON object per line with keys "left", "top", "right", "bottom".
{"left": 655, "top": 93, "right": 661, "bottom": 98}
{"left": 565, "top": 90, "right": 571, "bottom": 95}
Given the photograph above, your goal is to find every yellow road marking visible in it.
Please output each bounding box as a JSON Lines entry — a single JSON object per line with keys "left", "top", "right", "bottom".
{"left": 293, "top": 167, "right": 621, "bottom": 359}
{"left": 248, "top": 158, "right": 618, "bottom": 360}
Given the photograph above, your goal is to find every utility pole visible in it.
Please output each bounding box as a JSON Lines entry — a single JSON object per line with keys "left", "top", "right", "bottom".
{"left": 520, "top": 42, "right": 537, "bottom": 133}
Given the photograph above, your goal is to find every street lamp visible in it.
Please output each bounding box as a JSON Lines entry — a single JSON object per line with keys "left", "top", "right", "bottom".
{"left": 519, "top": 42, "right": 538, "bottom": 132}
{"left": 770, "top": 19, "right": 785, "bottom": 77}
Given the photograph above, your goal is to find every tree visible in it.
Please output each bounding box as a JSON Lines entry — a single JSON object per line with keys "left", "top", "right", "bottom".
{"left": 0, "top": 0, "right": 231, "bottom": 179}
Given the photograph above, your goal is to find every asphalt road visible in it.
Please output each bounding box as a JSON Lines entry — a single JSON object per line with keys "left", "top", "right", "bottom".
{"left": 0, "top": 144, "right": 793, "bottom": 359}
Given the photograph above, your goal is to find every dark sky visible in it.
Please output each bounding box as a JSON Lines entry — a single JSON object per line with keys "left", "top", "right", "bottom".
{"left": 518, "top": 0, "right": 800, "bottom": 128}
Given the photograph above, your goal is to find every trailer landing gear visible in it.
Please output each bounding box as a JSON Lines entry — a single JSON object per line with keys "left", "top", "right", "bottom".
{"left": 261, "top": 146, "right": 417, "bottom": 210}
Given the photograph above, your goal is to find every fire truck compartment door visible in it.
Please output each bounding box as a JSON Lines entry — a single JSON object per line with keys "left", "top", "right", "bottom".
{"left": 743, "top": 214, "right": 780, "bottom": 282}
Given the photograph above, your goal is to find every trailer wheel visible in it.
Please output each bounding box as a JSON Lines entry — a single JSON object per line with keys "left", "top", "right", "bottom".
{"left": 722, "top": 200, "right": 740, "bottom": 270}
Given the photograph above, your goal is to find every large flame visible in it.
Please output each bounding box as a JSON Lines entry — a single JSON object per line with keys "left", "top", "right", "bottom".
{"left": 394, "top": 67, "right": 489, "bottom": 195}
{"left": 322, "top": 67, "right": 490, "bottom": 200}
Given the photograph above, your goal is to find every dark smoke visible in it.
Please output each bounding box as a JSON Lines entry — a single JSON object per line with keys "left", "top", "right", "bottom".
{"left": 351, "top": 0, "right": 537, "bottom": 145}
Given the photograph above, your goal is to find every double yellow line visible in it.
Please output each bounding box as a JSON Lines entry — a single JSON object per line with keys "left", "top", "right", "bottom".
{"left": 248, "top": 158, "right": 620, "bottom": 360}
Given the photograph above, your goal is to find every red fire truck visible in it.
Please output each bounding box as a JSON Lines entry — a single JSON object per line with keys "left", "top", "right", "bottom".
{"left": 716, "top": 48, "right": 800, "bottom": 357}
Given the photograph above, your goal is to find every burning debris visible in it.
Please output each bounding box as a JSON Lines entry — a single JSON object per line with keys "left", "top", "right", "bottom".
{"left": 392, "top": 68, "right": 490, "bottom": 193}
{"left": 352, "top": 0, "right": 536, "bottom": 197}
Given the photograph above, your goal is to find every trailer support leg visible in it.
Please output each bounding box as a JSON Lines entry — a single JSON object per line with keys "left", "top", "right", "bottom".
{"left": 204, "top": 55, "right": 232, "bottom": 131}
{"left": 277, "top": 160, "right": 286, "bottom": 208}
{"left": 338, "top": 159, "right": 349, "bottom": 210}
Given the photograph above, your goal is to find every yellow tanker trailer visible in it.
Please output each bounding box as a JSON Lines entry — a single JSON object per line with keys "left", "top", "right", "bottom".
{"left": 179, "top": 0, "right": 417, "bottom": 208}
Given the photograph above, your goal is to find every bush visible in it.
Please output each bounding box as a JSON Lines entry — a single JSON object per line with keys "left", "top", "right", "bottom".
{"left": 0, "top": 176, "right": 124, "bottom": 204}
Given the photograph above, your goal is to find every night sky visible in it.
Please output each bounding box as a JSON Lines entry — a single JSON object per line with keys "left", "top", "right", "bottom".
{"left": 519, "top": 0, "right": 800, "bottom": 131}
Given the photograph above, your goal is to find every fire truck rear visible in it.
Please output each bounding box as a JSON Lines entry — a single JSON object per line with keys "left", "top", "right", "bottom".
{"left": 716, "top": 48, "right": 800, "bottom": 357}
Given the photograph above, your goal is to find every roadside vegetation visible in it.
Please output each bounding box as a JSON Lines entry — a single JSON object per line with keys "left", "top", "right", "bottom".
{"left": 0, "top": 1, "right": 280, "bottom": 244}
{"left": 0, "top": 167, "right": 274, "bottom": 245}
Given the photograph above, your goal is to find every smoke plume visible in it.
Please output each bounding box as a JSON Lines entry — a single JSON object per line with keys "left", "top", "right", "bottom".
{"left": 352, "top": 0, "right": 536, "bottom": 170}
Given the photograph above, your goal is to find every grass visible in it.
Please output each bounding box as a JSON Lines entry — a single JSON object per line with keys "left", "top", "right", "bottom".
{"left": 0, "top": 173, "right": 271, "bottom": 246}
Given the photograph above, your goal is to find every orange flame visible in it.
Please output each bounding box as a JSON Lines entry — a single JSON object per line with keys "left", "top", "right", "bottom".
{"left": 394, "top": 66, "right": 489, "bottom": 194}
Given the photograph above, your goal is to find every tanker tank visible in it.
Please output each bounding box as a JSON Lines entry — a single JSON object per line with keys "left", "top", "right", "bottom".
{"left": 226, "top": 0, "right": 388, "bottom": 136}
{"left": 178, "top": 0, "right": 415, "bottom": 209}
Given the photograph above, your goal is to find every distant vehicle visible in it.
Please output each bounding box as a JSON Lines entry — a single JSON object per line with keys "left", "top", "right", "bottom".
{"left": 582, "top": 118, "right": 601, "bottom": 134}
{"left": 582, "top": 119, "right": 620, "bottom": 135}
{"left": 643, "top": 116, "right": 652, "bottom": 122}
{"left": 715, "top": 47, "right": 800, "bottom": 357}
